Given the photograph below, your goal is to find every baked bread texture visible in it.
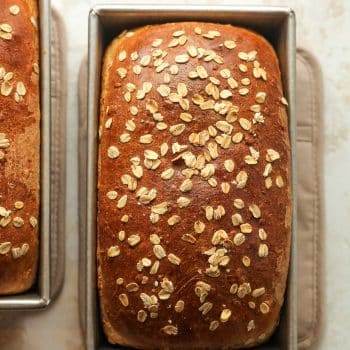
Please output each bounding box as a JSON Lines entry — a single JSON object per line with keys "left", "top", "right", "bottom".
{"left": 98, "top": 22, "right": 291, "bottom": 349}
{"left": 0, "top": 0, "right": 40, "bottom": 294}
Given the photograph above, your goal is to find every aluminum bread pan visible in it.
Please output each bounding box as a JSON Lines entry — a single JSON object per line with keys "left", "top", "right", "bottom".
{"left": 82, "top": 4, "right": 296, "bottom": 349}
{"left": 0, "top": 0, "right": 52, "bottom": 310}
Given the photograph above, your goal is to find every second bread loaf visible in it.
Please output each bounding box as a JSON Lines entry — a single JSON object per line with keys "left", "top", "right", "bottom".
{"left": 0, "top": 0, "right": 40, "bottom": 295}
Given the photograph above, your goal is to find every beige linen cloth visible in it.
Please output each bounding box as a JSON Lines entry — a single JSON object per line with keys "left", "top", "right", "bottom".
{"left": 295, "top": 49, "right": 324, "bottom": 349}
{"left": 78, "top": 48, "right": 324, "bottom": 349}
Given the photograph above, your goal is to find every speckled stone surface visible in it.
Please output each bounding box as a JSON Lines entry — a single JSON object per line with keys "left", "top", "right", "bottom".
{"left": 0, "top": 0, "right": 349, "bottom": 349}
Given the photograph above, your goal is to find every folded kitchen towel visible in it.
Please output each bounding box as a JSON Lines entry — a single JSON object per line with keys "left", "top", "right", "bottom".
{"left": 296, "top": 48, "right": 324, "bottom": 350}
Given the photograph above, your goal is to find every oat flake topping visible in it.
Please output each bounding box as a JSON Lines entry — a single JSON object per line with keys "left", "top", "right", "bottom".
{"left": 98, "top": 22, "right": 290, "bottom": 342}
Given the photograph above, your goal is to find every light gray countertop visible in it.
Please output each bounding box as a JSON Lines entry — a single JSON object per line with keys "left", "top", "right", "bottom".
{"left": 1, "top": 0, "right": 350, "bottom": 349}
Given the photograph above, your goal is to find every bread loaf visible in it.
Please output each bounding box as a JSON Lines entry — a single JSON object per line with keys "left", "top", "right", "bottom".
{"left": 98, "top": 22, "right": 291, "bottom": 349}
{"left": 0, "top": 0, "right": 40, "bottom": 294}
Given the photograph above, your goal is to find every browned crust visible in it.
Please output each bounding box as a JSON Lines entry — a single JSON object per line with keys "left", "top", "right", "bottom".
{"left": 0, "top": 0, "right": 40, "bottom": 294}
{"left": 98, "top": 22, "right": 291, "bottom": 349}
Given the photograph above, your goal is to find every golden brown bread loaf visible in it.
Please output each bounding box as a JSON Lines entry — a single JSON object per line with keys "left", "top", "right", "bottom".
{"left": 98, "top": 22, "right": 291, "bottom": 349}
{"left": 0, "top": 0, "right": 40, "bottom": 294}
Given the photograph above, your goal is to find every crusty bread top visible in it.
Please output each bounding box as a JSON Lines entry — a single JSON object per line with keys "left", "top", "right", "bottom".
{"left": 98, "top": 22, "right": 291, "bottom": 349}
{"left": 0, "top": 0, "right": 40, "bottom": 294}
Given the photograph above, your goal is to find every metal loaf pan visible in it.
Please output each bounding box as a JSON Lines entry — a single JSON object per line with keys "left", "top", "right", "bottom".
{"left": 0, "top": 0, "right": 63, "bottom": 310}
{"left": 81, "top": 4, "right": 297, "bottom": 349}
